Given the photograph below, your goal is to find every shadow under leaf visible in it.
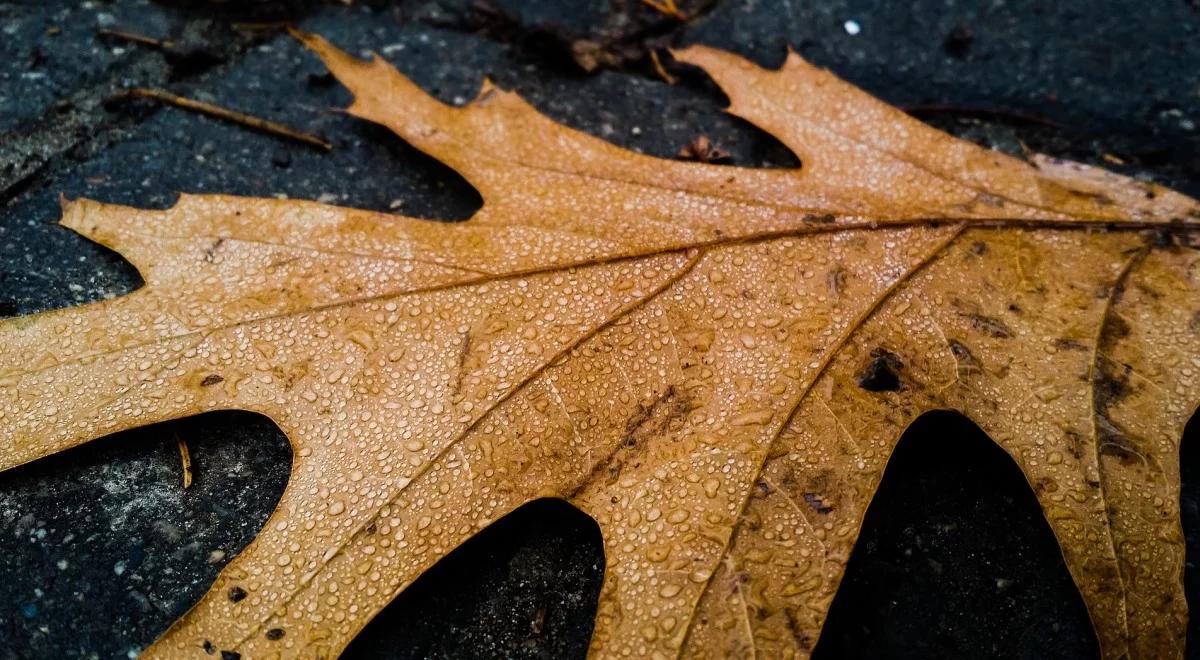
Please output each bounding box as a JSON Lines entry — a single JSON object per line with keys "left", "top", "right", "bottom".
{"left": 813, "top": 411, "right": 1099, "bottom": 660}
{"left": 343, "top": 498, "right": 604, "bottom": 660}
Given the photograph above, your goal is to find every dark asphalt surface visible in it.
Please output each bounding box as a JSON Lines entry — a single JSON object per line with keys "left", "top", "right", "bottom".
{"left": 0, "top": 1, "right": 1197, "bottom": 658}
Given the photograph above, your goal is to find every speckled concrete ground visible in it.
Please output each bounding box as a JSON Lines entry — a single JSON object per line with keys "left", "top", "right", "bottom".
{"left": 0, "top": 1, "right": 1197, "bottom": 658}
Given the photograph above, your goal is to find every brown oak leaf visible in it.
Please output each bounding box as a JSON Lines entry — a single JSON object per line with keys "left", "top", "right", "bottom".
{"left": 1, "top": 31, "right": 1198, "bottom": 658}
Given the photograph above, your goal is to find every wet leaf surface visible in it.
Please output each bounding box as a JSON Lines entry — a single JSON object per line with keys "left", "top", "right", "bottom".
{"left": 1, "top": 31, "right": 1198, "bottom": 659}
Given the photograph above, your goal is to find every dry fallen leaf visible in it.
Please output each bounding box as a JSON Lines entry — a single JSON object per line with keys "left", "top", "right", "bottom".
{"left": 2, "top": 31, "right": 1198, "bottom": 659}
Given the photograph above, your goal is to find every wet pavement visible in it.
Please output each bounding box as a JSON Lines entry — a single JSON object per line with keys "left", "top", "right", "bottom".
{"left": 0, "top": 1, "right": 1197, "bottom": 657}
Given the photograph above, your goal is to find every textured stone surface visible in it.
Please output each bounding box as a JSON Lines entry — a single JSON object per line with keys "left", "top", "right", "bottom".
{"left": 0, "top": 1, "right": 1196, "bottom": 658}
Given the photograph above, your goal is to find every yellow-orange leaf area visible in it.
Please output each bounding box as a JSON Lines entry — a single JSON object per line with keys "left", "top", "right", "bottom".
{"left": 2, "top": 31, "right": 1199, "bottom": 660}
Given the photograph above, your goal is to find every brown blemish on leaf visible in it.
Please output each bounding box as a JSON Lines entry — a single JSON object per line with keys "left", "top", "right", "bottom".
{"left": 452, "top": 330, "right": 473, "bottom": 396}
{"left": 1064, "top": 429, "right": 1085, "bottom": 460}
{"left": 1054, "top": 338, "right": 1089, "bottom": 351}
{"left": 857, "top": 348, "right": 903, "bottom": 392}
{"left": 1100, "top": 314, "right": 1132, "bottom": 344}
{"left": 1033, "top": 476, "right": 1059, "bottom": 493}
{"left": 570, "top": 386, "right": 690, "bottom": 496}
{"left": 1097, "top": 428, "right": 1143, "bottom": 467}
{"left": 802, "top": 492, "right": 834, "bottom": 514}
{"left": 783, "top": 608, "right": 814, "bottom": 650}
{"left": 962, "top": 312, "right": 1013, "bottom": 339}
{"left": 200, "top": 374, "right": 224, "bottom": 387}
{"left": 826, "top": 267, "right": 847, "bottom": 297}
{"left": 203, "top": 237, "right": 225, "bottom": 263}
{"left": 948, "top": 339, "right": 983, "bottom": 379}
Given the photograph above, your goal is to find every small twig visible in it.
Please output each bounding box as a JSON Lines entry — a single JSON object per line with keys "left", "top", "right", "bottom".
{"left": 175, "top": 433, "right": 193, "bottom": 489}
{"left": 117, "top": 88, "right": 332, "bottom": 150}
{"left": 97, "top": 27, "right": 176, "bottom": 51}
{"left": 641, "top": 0, "right": 687, "bottom": 20}
{"left": 901, "top": 103, "right": 1066, "bottom": 130}
{"left": 648, "top": 50, "right": 677, "bottom": 84}
{"left": 230, "top": 21, "right": 292, "bottom": 33}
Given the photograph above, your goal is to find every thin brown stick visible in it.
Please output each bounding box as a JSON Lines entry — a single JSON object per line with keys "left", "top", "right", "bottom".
{"left": 230, "top": 21, "right": 292, "bottom": 33}
{"left": 648, "top": 50, "right": 677, "bottom": 84}
{"left": 900, "top": 103, "right": 1066, "bottom": 130}
{"left": 119, "top": 88, "right": 332, "bottom": 151}
{"left": 641, "top": 0, "right": 686, "bottom": 19}
{"left": 175, "top": 433, "right": 193, "bottom": 489}
{"left": 97, "top": 28, "right": 176, "bottom": 51}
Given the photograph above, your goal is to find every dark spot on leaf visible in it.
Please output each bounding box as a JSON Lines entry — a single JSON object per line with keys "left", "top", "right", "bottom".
{"left": 949, "top": 339, "right": 973, "bottom": 361}
{"left": 1064, "top": 430, "right": 1084, "bottom": 460}
{"left": 826, "top": 268, "right": 847, "bottom": 297}
{"left": 1099, "top": 314, "right": 1132, "bottom": 344}
{"left": 203, "top": 237, "right": 225, "bottom": 263}
{"left": 784, "top": 608, "right": 814, "bottom": 650}
{"left": 1134, "top": 280, "right": 1164, "bottom": 300}
{"left": 964, "top": 313, "right": 1013, "bottom": 338}
{"left": 858, "top": 348, "right": 903, "bottom": 392}
{"left": 202, "top": 640, "right": 215, "bottom": 655}
{"left": 804, "top": 493, "right": 834, "bottom": 514}
{"left": 265, "top": 628, "right": 285, "bottom": 641}
{"left": 804, "top": 213, "right": 836, "bottom": 223}
{"left": 569, "top": 386, "right": 687, "bottom": 498}
{"left": 1053, "top": 338, "right": 1088, "bottom": 351}
{"left": 201, "top": 374, "right": 224, "bottom": 387}
{"left": 1032, "top": 476, "right": 1057, "bottom": 493}
{"left": 227, "top": 586, "right": 247, "bottom": 603}
{"left": 948, "top": 339, "right": 983, "bottom": 378}
{"left": 221, "top": 652, "right": 241, "bottom": 660}
{"left": 1094, "top": 361, "right": 1131, "bottom": 407}
{"left": 1152, "top": 229, "right": 1176, "bottom": 249}
{"left": 970, "top": 241, "right": 988, "bottom": 255}
{"left": 1098, "top": 429, "right": 1142, "bottom": 467}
